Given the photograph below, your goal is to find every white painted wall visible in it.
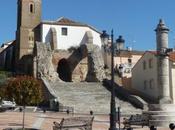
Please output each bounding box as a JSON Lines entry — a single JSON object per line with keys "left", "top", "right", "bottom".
{"left": 132, "top": 52, "right": 159, "bottom": 99}
{"left": 41, "top": 24, "right": 102, "bottom": 50}
{"left": 105, "top": 52, "right": 142, "bottom": 78}
{"left": 170, "top": 61, "right": 175, "bottom": 103}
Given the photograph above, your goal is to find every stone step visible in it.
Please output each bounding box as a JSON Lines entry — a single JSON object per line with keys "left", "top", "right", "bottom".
{"left": 149, "top": 120, "right": 175, "bottom": 127}
{"left": 148, "top": 104, "right": 175, "bottom": 111}
{"left": 150, "top": 115, "right": 175, "bottom": 120}
{"left": 143, "top": 111, "right": 175, "bottom": 115}
{"left": 49, "top": 81, "right": 142, "bottom": 114}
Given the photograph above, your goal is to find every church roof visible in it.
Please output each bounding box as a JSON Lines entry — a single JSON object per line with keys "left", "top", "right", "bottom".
{"left": 56, "top": 17, "right": 87, "bottom": 26}
{"left": 41, "top": 17, "right": 101, "bottom": 34}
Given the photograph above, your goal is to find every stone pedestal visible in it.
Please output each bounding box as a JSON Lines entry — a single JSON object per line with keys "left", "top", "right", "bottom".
{"left": 143, "top": 104, "right": 175, "bottom": 127}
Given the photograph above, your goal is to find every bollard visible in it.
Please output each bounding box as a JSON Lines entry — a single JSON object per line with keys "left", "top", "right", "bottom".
{"left": 19, "top": 107, "right": 22, "bottom": 112}
{"left": 66, "top": 109, "right": 70, "bottom": 115}
{"left": 150, "top": 125, "right": 157, "bottom": 130}
{"left": 43, "top": 108, "right": 46, "bottom": 113}
{"left": 90, "top": 110, "right": 93, "bottom": 115}
{"left": 127, "top": 128, "right": 133, "bottom": 130}
{"left": 169, "top": 123, "right": 175, "bottom": 130}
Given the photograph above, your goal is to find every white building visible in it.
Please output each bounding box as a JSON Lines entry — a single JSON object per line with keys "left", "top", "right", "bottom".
{"left": 132, "top": 51, "right": 175, "bottom": 102}
{"left": 41, "top": 17, "right": 102, "bottom": 50}
{"left": 105, "top": 50, "right": 144, "bottom": 77}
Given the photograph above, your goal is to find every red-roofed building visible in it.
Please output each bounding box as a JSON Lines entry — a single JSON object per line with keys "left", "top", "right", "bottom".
{"left": 132, "top": 51, "right": 175, "bottom": 102}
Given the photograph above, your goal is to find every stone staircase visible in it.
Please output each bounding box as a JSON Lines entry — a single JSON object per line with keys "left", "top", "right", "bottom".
{"left": 49, "top": 81, "right": 142, "bottom": 114}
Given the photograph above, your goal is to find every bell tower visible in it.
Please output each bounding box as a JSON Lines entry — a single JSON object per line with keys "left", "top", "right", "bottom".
{"left": 15, "top": 0, "right": 41, "bottom": 74}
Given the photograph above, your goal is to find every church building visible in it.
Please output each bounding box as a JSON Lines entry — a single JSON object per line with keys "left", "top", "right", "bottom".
{"left": 0, "top": 0, "right": 104, "bottom": 81}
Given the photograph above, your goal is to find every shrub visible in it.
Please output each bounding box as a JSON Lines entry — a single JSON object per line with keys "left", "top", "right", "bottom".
{"left": 4, "top": 76, "right": 43, "bottom": 106}
{"left": 0, "top": 71, "right": 12, "bottom": 86}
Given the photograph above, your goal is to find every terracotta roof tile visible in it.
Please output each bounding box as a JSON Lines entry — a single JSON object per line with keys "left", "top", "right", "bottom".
{"left": 56, "top": 17, "right": 86, "bottom": 26}
{"left": 169, "top": 52, "right": 175, "bottom": 62}
{"left": 42, "top": 17, "right": 101, "bottom": 34}
{"left": 148, "top": 50, "right": 175, "bottom": 62}
{"left": 115, "top": 50, "right": 145, "bottom": 57}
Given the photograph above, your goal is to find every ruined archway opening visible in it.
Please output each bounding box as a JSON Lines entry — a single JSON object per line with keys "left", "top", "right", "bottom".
{"left": 57, "top": 59, "right": 72, "bottom": 82}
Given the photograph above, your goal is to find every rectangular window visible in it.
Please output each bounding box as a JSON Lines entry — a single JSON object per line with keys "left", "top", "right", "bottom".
{"left": 128, "top": 58, "right": 132, "bottom": 67}
{"left": 144, "top": 80, "right": 147, "bottom": 90}
{"left": 149, "top": 59, "right": 153, "bottom": 68}
{"left": 61, "top": 28, "right": 68, "bottom": 36}
{"left": 143, "top": 61, "right": 146, "bottom": 70}
{"left": 128, "top": 58, "right": 132, "bottom": 64}
{"left": 150, "top": 79, "right": 154, "bottom": 89}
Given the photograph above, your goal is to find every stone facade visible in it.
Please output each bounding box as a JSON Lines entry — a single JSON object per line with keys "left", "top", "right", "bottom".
{"left": 15, "top": 0, "right": 41, "bottom": 74}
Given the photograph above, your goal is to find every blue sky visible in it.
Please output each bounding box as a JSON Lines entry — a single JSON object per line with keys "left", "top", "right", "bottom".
{"left": 0, "top": 0, "right": 175, "bottom": 50}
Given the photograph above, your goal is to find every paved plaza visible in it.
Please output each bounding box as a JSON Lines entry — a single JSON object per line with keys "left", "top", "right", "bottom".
{"left": 0, "top": 111, "right": 171, "bottom": 130}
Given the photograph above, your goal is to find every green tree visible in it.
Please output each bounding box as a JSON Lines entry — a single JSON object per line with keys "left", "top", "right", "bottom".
{"left": 5, "top": 76, "right": 43, "bottom": 105}
{"left": 4, "top": 76, "right": 43, "bottom": 130}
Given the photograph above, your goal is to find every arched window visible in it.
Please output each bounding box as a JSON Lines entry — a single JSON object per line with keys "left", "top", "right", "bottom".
{"left": 29, "top": 3, "right": 34, "bottom": 13}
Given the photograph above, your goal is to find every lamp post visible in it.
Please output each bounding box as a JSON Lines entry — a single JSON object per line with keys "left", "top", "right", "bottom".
{"left": 101, "top": 30, "right": 117, "bottom": 130}
{"left": 109, "top": 30, "right": 117, "bottom": 130}
{"left": 101, "top": 30, "right": 121, "bottom": 130}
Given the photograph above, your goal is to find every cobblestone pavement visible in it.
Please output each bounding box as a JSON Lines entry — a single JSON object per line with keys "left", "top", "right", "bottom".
{"left": 0, "top": 111, "right": 170, "bottom": 130}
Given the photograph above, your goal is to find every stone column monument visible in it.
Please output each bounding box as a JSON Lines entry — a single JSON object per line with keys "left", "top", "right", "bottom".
{"left": 143, "top": 19, "right": 175, "bottom": 127}
{"left": 155, "top": 19, "right": 172, "bottom": 104}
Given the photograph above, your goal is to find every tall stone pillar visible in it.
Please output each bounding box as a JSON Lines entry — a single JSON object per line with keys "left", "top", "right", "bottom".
{"left": 143, "top": 19, "right": 175, "bottom": 127}
{"left": 155, "top": 19, "right": 172, "bottom": 103}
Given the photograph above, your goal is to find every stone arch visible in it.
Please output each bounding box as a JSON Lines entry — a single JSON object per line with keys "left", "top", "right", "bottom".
{"left": 57, "top": 59, "right": 72, "bottom": 82}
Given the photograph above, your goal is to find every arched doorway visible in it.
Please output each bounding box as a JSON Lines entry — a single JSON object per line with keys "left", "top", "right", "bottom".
{"left": 57, "top": 59, "right": 72, "bottom": 82}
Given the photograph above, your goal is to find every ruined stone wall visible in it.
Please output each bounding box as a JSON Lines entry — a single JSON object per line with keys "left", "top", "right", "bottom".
{"left": 35, "top": 41, "right": 105, "bottom": 82}
{"left": 34, "top": 42, "right": 59, "bottom": 81}
{"left": 85, "top": 44, "right": 106, "bottom": 81}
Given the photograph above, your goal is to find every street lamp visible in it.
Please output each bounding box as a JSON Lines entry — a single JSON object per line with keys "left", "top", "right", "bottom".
{"left": 101, "top": 30, "right": 109, "bottom": 52}
{"left": 116, "top": 35, "right": 125, "bottom": 77}
{"left": 116, "top": 35, "right": 125, "bottom": 51}
{"left": 101, "top": 30, "right": 109, "bottom": 69}
{"left": 101, "top": 30, "right": 117, "bottom": 130}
